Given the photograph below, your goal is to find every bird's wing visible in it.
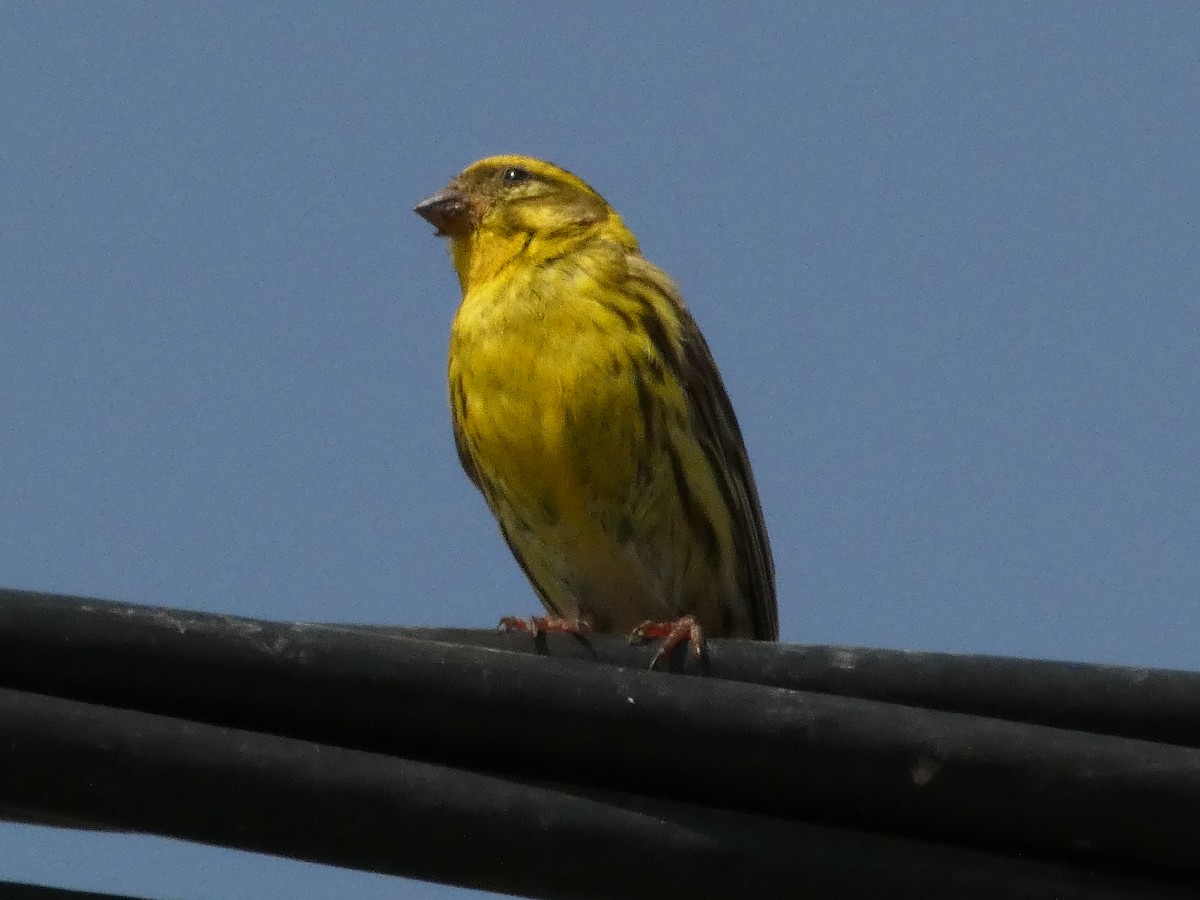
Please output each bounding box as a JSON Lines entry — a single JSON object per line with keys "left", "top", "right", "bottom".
{"left": 626, "top": 258, "right": 779, "bottom": 640}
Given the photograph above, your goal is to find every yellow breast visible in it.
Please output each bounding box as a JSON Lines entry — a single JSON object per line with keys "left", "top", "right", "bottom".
{"left": 449, "top": 262, "right": 647, "bottom": 531}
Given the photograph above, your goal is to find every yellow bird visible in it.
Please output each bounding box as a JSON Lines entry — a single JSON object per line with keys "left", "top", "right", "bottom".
{"left": 415, "top": 156, "right": 777, "bottom": 664}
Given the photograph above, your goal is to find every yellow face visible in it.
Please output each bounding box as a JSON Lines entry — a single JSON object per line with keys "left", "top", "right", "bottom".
{"left": 414, "top": 155, "right": 611, "bottom": 241}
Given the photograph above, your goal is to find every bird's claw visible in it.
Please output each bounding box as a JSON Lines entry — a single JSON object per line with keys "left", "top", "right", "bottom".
{"left": 498, "top": 615, "right": 592, "bottom": 638}
{"left": 630, "top": 614, "right": 706, "bottom": 669}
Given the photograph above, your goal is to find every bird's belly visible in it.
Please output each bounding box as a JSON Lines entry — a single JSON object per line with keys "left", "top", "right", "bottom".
{"left": 465, "top": 358, "right": 638, "bottom": 522}
{"left": 455, "top": 341, "right": 681, "bottom": 627}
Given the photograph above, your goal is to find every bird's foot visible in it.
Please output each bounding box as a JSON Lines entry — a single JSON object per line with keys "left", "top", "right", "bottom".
{"left": 498, "top": 615, "right": 592, "bottom": 639}
{"left": 630, "top": 614, "right": 706, "bottom": 669}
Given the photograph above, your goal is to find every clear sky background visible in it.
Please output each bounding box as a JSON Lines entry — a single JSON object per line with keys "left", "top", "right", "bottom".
{"left": 3, "top": 3, "right": 1198, "bottom": 898}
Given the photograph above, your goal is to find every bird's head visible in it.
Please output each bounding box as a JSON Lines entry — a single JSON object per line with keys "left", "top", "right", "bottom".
{"left": 415, "top": 155, "right": 637, "bottom": 290}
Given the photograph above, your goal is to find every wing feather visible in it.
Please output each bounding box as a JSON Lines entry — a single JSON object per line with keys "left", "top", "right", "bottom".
{"left": 627, "top": 259, "right": 779, "bottom": 640}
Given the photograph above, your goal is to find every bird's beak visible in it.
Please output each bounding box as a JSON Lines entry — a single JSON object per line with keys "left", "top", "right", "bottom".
{"left": 414, "top": 187, "right": 473, "bottom": 237}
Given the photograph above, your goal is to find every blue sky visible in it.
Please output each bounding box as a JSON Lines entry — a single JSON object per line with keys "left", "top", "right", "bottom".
{"left": 3, "top": 3, "right": 1198, "bottom": 898}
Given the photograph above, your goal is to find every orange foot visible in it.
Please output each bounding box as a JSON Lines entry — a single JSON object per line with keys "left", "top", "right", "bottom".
{"left": 498, "top": 615, "right": 592, "bottom": 639}
{"left": 630, "top": 614, "right": 705, "bottom": 670}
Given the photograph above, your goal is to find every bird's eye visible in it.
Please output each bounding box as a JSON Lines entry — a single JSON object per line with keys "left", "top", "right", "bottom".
{"left": 502, "top": 167, "right": 531, "bottom": 185}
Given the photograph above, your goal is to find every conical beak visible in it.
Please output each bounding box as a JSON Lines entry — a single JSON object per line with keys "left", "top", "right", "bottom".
{"left": 414, "top": 188, "right": 472, "bottom": 237}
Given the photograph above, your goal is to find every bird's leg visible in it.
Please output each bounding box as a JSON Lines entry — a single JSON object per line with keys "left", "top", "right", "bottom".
{"left": 498, "top": 615, "right": 592, "bottom": 638}
{"left": 630, "top": 614, "right": 706, "bottom": 669}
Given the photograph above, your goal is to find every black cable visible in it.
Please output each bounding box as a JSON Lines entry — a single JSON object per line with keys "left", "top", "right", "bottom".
{"left": 0, "top": 588, "right": 1198, "bottom": 880}
{"left": 369, "top": 626, "right": 1200, "bottom": 746}
{"left": 7, "top": 588, "right": 1200, "bottom": 747}
{"left": 0, "top": 687, "right": 1192, "bottom": 900}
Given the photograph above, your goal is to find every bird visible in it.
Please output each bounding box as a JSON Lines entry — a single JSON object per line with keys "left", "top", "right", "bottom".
{"left": 414, "top": 155, "right": 777, "bottom": 666}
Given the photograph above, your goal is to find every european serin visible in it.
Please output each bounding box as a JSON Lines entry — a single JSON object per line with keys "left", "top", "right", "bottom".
{"left": 415, "top": 156, "right": 777, "bottom": 664}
